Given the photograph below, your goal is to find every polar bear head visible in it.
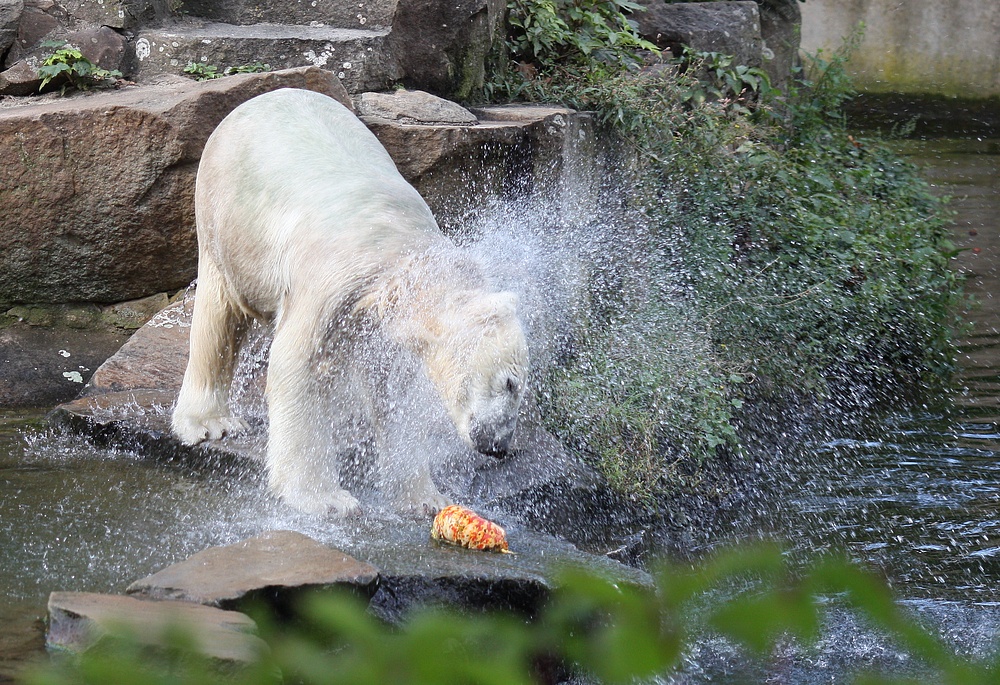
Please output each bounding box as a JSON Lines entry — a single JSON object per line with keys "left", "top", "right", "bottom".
{"left": 415, "top": 290, "right": 529, "bottom": 456}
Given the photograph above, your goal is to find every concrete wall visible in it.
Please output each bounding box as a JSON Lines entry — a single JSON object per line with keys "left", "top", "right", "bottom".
{"left": 800, "top": 0, "right": 1000, "bottom": 98}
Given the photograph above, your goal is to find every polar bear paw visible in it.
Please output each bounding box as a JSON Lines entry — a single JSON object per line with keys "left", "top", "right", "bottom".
{"left": 397, "top": 489, "right": 452, "bottom": 518}
{"left": 274, "top": 482, "right": 363, "bottom": 518}
{"left": 172, "top": 414, "right": 248, "bottom": 445}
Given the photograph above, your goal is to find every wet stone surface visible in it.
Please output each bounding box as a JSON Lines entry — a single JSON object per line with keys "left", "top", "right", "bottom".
{"left": 47, "top": 592, "right": 264, "bottom": 663}
{"left": 127, "top": 530, "right": 380, "bottom": 608}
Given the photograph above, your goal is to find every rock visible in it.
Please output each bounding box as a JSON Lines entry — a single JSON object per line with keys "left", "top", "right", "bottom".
{"left": 125, "top": 526, "right": 650, "bottom": 625}
{"left": 0, "top": 0, "right": 22, "bottom": 57}
{"left": 0, "top": 66, "right": 352, "bottom": 304}
{"left": 100, "top": 292, "right": 171, "bottom": 330}
{"left": 354, "top": 89, "right": 478, "bottom": 126}
{"left": 634, "top": 0, "right": 765, "bottom": 69}
{"left": 4, "top": 0, "right": 66, "bottom": 67}
{"left": 83, "top": 294, "right": 191, "bottom": 395}
{"left": 174, "top": 0, "right": 396, "bottom": 30}
{"left": 0, "top": 322, "right": 127, "bottom": 407}
{"left": 758, "top": 0, "right": 802, "bottom": 89}
{"left": 343, "top": 517, "right": 651, "bottom": 623}
{"left": 0, "top": 58, "right": 39, "bottom": 95}
{"left": 129, "top": 20, "right": 402, "bottom": 94}
{"left": 0, "top": 89, "right": 601, "bottom": 306}
{"left": 127, "top": 531, "right": 380, "bottom": 608}
{"left": 387, "top": 0, "right": 505, "bottom": 99}
{"left": 46, "top": 591, "right": 263, "bottom": 663}
{"left": 365, "top": 104, "right": 606, "bottom": 224}
{"left": 60, "top": 0, "right": 159, "bottom": 30}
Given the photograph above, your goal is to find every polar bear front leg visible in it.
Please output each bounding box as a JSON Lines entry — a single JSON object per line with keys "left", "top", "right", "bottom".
{"left": 265, "top": 311, "right": 361, "bottom": 517}
{"left": 172, "top": 258, "right": 250, "bottom": 445}
{"left": 374, "top": 421, "right": 451, "bottom": 517}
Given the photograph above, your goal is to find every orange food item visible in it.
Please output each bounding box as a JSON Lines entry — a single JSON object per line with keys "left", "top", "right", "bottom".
{"left": 431, "top": 505, "right": 511, "bottom": 553}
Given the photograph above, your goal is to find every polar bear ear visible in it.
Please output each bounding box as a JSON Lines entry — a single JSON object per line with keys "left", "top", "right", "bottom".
{"left": 474, "top": 291, "right": 519, "bottom": 324}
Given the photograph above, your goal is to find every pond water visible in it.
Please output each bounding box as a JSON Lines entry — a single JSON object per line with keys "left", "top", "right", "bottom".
{"left": 1, "top": 137, "right": 998, "bottom": 682}
{"left": 740, "top": 137, "right": 1000, "bottom": 599}
{"left": 674, "top": 136, "right": 1000, "bottom": 682}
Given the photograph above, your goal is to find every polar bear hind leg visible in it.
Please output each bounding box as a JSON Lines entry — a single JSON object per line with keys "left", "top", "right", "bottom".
{"left": 172, "top": 257, "right": 251, "bottom": 444}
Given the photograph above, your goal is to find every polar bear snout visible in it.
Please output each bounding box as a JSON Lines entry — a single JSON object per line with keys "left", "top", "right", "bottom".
{"left": 464, "top": 372, "right": 524, "bottom": 457}
{"left": 469, "top": 415, "right": 517, "bottom": 457}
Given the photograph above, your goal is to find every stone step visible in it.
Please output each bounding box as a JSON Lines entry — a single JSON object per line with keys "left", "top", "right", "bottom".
{"left": 131, "top": 20, "right": 402, "bottom": 93}
{"left": 174, "top": 0, "right": 397, "bottom": 31}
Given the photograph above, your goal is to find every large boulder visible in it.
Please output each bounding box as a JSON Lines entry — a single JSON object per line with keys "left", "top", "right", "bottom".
{"left": 387, "top": 0, "right": 505, "bottom": 99}
{"left": 1, "top": 24, "right": 128, "bottom": 96}
{"left": 0, "top": 84, "right": 601, "bottom": 308}
{"left": 0, "top": 0, "right": 21, "bottom": 57}
{"left": 757, "top": 0, "right": 802, "bottom": 89}
{"left": 0, "top": 66, "right": 351, "bottom": 305}
{"left": 3, "top": 0, "right": 62, "bottom": 68}
{"left": 635, "top": 0, "right": 765, "bottom": 70}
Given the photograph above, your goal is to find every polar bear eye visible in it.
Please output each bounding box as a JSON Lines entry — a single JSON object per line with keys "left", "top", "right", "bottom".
{"left": 505, "top": 376, "right": 521, "bottom": 395}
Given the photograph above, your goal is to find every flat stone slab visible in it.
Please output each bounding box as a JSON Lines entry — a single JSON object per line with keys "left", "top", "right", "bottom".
{"left": 122, "top": 525, "right": 651, "bottom": 625}
{"left": 355, "top": 89, "right": 479, "bottom": 126}
{"left": 175, "top": 0, "right": 397, "bottom": 30}
{"left": 131, "top": 21, "right": 402, "bottom": 93}
{"left": 46, "top": 592, "right": 264, "bottom": 663}
{"left": 127, "top": 530, "right": 379, "bottom": 607}
{"left": 338, "top": 517, "right": 652, "bottom": 623}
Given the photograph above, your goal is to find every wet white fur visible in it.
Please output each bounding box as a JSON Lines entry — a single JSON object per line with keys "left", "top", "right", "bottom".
{"left": 171, "top": 88, "right": 528, "bottom": 517}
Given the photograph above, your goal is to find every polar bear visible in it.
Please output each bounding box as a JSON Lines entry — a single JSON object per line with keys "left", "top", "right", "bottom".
{"left": 171, "top": 88, "right": 529, "bottom": 517}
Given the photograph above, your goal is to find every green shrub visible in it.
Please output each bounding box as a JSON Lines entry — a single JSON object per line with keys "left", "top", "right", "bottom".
{"left": 487, "top": 11, "right": 962, "bottom": 501}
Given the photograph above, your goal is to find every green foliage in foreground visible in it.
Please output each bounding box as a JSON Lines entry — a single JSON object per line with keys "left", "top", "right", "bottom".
{"left": 489, "top": 4, "right": 963, "bottom": 501}
{"left": 23, "top": 546, "right": 999, "bottom": 685}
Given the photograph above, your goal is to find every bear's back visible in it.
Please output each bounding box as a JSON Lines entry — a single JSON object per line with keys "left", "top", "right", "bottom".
{"left": 194, "top": 88, "right": 444, "bottom": 318}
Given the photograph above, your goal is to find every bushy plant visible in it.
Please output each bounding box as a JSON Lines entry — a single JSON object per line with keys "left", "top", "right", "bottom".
{"left": 488, "top": 9, "right": 962, "bottom": 501}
